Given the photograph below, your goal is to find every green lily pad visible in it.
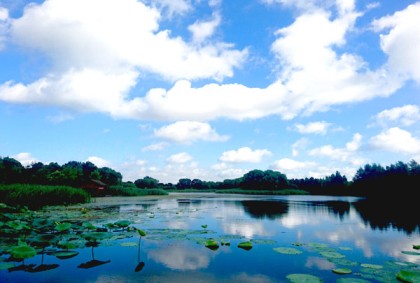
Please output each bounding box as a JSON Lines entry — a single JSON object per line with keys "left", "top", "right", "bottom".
{"left": 332, "top": 268, "right": 352, "bottom": 274}
{"left": 319, "top": 251, "right": 345, "bottom": 258}
{"left": 273, "top": 247, "right": 302, "bottom": 255}
{"left": 120, "top": 242, "right": 137, "bottom": 247}
{"left": 114, "top": 220, "right": 131, "bottom": 228}
{"left": 53, "top": 250, "right": 79, "bottom": 259}
{"left": 336, "top": 278, "right": 372, "bottom": 283}
{"left": 360, "top": 263, "right": 383, "bottom": 269}
{"left": 201, "top": 224, "right": 208, "bottom": 229}
{"left": 82, "top": 222, "right": 96, "bottom": 230}
{"left": 82, "top": 232, "right": 112, "bottom": 242}
{"left": 204, "top": 239, "right": 219, "bottom": 250}
{"left": 55, "top": 222, "right": 72, "bottom": 232}
{"left": 286, "top": 273, "right": 323, "bottom": 282}
{"left": 136, "top": 228, "right": 146, "bottom": 237}
{"left": 396, "top": 270, "right": 420, "bottom": 283}
{"left": 401, "top": 251, "right": 420, "bottom": 256}
{"left": 10, "top": 245, "right": 37, "bottom": 259}
{"left": 413, "top": 245, "right": 420, "bottom": 250}
{"left": 0, "top": 262, "right": 15, "bottom": 270}
{"left": 31, "top": 234, "right": 59, "bottom": 248}
{"left": 238, "top": 241, "right": 253, "bottom": 251}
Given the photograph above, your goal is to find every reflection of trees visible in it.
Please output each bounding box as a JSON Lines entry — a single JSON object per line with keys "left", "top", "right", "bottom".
{"left": 314, "top": 201, "right": 351, "bottom": 220}
{"left": 239, "top": 201, "right": 289, "bottom": 220}
{"left": 352, "top": 199, "right": 420, "bottom": 235}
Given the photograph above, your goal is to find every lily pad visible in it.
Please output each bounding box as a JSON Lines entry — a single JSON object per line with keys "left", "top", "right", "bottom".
{"left": 0, "top": 262, "right": 15, "bottom": 270}
{"left": 201, "top": 224, "right": 208, "bottom": 229}
{"left": 396, "top": 270, "right": 420, "bottom": 283}
{"left": 82, "top": 232, "right": 112, "bottom": 242}
{"left": 286, "top": 273, "right": 323, "bottom": 283}
{"left": 238, "top": 241, "right": 253, "bottom": 251}
{"left": 114, "top": 220, "right": 131, "bottom": 228}
{"left": 136, "top": 228, "right": 146, "bottom": 237}
{"left": 10, "top": 245, "right": 37, "bottom": 259}
{"left": 413, "top": 245, "right": 420, "bottom": 250}
{"left": 204, "top": 239, "right": 219, "bottom": 250}
{"left": 55, "top": 222, "right": 72, "bottom": 232}
{"left": 360, "top": 263, "right": 383, "bottom": 269}
{"left": 401, "top": 251, "right": 420, "bottom": 256}
{"left": 319, "top": 251, "right": 345, "bottom": 259}
{"left": 120, "top": 242, "right": 137, "bottom": 247}
{"left": 332, "top": 268, "right": 352, "bottom": 274}
{"left": 52, "top": 250, "right": 79, "bottom": 259}
{"left": 273, "top": 247, "right": 302, "bottom": 255}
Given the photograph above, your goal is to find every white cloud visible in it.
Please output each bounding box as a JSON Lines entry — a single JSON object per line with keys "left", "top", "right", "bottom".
{"left": 294, "top": 121, "right": 331, "bottom": 135}
{"left": 142, "top": 142, "right": 169, "bottom": 152}
{"left": 188, "top": 13, "right": 221, "bottom": 43}
{"left": 210, "top": 162, "right": 248, "bottom": 180}
{"left": 309, "top": 133, "right": 364, "bottom": 165}
{"left": 12, "top": 152, "right": 38, "bottom": 166}
{"left": 0, "top": 7, "right": 9, "bottom": 50}
{"left": 219, "top": 147, "right": 271, "bottom": 163}
{"left": 371, "top": 105, "right": 420, "bottom": 128}
{"left": 271, "top": 158, "right": 313, "bottom": 171}
{"left": 372, "top": 2, "right": 420, "bottom": 82}
{"left": 369, "top": 127, "right": 420, "bottom": 155}
{"left": 148, "top": 0, "right": 192, "bottom": 18}
{"left": 167, "top": 152, "right": 192, "bottom": 164}
{"left": 154, "top": 121, "right": 229, "bottom": 144}
{"left": 86, "top": 156, "right": 111, "bottom": 168}
{"left": 291, "top": 138, "right": 309, "bottom": 157}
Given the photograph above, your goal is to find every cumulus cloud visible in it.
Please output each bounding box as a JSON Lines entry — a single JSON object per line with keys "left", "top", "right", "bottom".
{"left": 219, "top": 147, "right": 271, "bottom": 163}
{"left": 142, "top": 142, "right": 169, "bottom": 152}
{"left": 369, "top": 127, "right": 420, "bottom": 155}
{"left": 372, "top": 2, "right": 420, "bottom": 82}
{"left": 309, "top": 133, "right": 364, "bottom": 165}
{"left": 188, "top": 13, "right": 221, "bottom": 43}
{"left": 292, "top": 138, "right": 309, "bottom": 157}
{"left": 167, "top": 152, "right": 192, "bottom": 164}
{"left": 12, "top": 152, "right": 38, "bottom": 166}
{"left": 0, "top": 7, "right": 9, "bottom": 50}
{"left": 86, "top": 156, "right": 111, "bottom": 168}
{"left": 371, "top": 105, "right": 420, "bottom": 128}
{"left": 294, "top": 121, "right": 331, "bottom": 135}
{"left": 271, "top": 158, "right": 314, "bottom": 171}
{"left": 154, "top": 121, "right": 229, "bottom": 144}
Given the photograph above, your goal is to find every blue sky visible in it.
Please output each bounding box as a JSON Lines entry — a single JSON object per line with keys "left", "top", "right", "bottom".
{"left": 0, "top": 0, "right": 419, "bottom": 183}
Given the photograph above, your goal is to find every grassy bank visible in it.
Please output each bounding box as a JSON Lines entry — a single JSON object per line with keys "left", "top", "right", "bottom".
{"left": 0, "top": 184, "right": 91, "bottom": 210}
{"left": 108, "top": 184, "right": 168, "bottom": 196}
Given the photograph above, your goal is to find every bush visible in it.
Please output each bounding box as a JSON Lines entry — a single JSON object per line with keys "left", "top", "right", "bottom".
{"left": 0, "top": 184, "right": 91, "bottom": 210}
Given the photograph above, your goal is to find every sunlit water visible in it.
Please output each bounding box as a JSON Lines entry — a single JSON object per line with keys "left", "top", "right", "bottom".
{"left": 1, "top": 193, "right": 419, "bottom": 283}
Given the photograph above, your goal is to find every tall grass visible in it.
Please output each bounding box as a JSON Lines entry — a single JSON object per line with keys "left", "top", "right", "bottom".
{"left": 0, "top": 184, "right": 91, "bottom": 210}
{"left": 108, "top": 185, "right": 168, "bottom": 196}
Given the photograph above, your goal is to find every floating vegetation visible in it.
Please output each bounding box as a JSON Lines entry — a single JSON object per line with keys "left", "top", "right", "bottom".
{"left": 396, "top": 270, "right": 420, "bottom": 283}
{"left": 338, "top": 246, "right": 352, "bottom": 251}
{"left": 0, "top": 262, "right": 15, "bottom": 270}
{"left": 120, "top": 242, "right": 137, "bottom": 247}
{"left": 286, "top": 273, "right": 323, "bottom": 283}
{"left": 327, "top": 257, "right": 358, "bottom": 267}
{"left": 332, "top": 268, "right": 352, "bottom": 274}
{"left": 251, "top": 239, "right": 277, "bottom": 245}
{"left": 401, "top": 251, "right": 420, "bottom": 256}
{"left": 273, "top": 247, "right": 303, "bottom": 255}
{"left": 204, "top": 239, "right": 219, "bottom": 250}
{"left": 238, "top": 241, "right": 253, "bottom": 251}
{"left": 51, "top": 251, "right": 79, "bottom": 260}
{"left": 55, "top": 222, "right": 72, "bottom": 232}
{"left": 413, "top": 245, "right": 420, "bottom": 250}
{"left": 201, "top": 224, "right": 208, "bottom": 229}
{"left": 360, "top": 263, "right": 383, "bottom": 269}
{"left": 319, "top": 251, "right": 345, "bottom": 259}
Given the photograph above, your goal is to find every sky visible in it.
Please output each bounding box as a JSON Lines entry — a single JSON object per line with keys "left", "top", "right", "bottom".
{"left": 0, "top": 0, "right": 419, "bottom": 184}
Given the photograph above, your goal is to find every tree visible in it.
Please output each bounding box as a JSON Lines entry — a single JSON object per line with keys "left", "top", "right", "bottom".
{"left": 135, "top": 176, "right": 159, "bottom": 189}
{"left": 98, "top": 167, "right": 122, "bottom": 185}
{"left": 241, "top": 169, "right": 288, "bottom": 190}
{"left": 177, "top": 178, "right": 192, "bottom": 190}
{"left": 0, "top": 157, "right": 25, "bottom": 184}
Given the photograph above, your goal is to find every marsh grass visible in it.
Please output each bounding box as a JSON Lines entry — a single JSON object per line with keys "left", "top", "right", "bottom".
{"left": 107, "top": 185, "right": 168, "bottom": 196}
{"left": 0, "top": 184, "right": 91, "bottom": 209}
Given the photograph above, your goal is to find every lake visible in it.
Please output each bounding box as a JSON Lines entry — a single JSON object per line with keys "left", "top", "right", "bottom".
{"left": 1, "top": 193, "right": 419, "bottom": 283}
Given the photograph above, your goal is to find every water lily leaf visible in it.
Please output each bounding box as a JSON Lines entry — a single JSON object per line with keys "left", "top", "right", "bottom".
{"left": 319, "top": 251, "right": 345, "bottom": 258}
{"left": 52, "top": 250, "right": 79, "bottom": 259}
{"left": 413, "top": 245, "right": 420, "bottom": 250}
{"left": 360, "top": 263, "right": 383, "bottom": 269}
{"left": 55, "top": 222, "right": 72, "bottom": 232}
{"left": 205, "top": 239, "right": 219, "bottom": 250}
{"left": 30, "top": 234, "right": 59, "bottom": 248}
{"left": 120, "top": 242, "right": 137, "bottom": 247}
{"left": 396, "top": 270, "right": 420, "bottom": 283}
{"left": 136, "top": 228, "right": 146, "bottom": 237}
{"left": 82, "top": 222, "right": 96, "bottom": 230}
{"left": 332, "top": 268, "right": 352, "bottom": 274}
{"left": 201, "top": 224, "right": 208, "bottom": 229}
{"left": 273, "top": 247, "right": 302, "bottom": 255}
{"left": 0, "top": 262, "right": 15, "bottom": 270}
{"left": 114, "top": 220, "right": 131, "bottom": 228}
{"left": 238, "top": 241, "right": 253, "bottom": 251}
{"left": 286, "top": 273, "right": 323, "bottom": 282}
{"left": 10, "top": 245, "right": 37, "bottom": 259}
{"left": 82, "top": 232, "right": 112, "bottom": 242}
{"left": 401, "top": 251, "right": 420, "bottom": 256}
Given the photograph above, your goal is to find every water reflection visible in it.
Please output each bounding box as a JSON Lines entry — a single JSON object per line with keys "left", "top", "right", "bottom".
{"left": 148, "top": 243, "right": 211, "bottom": 270}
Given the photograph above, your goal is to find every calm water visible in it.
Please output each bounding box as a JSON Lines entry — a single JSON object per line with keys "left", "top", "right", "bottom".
{"left": 1, "top": 193, "right": 419, "bottom": 283}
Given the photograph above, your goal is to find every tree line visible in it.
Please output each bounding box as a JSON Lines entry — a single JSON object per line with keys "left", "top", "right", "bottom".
{"left": 1, "top": 156, "right": 419, "bottom": 198}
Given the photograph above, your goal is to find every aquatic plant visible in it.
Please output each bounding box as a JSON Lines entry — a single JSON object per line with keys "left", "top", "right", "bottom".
{"left": 286, "top": 273, "right": 323, "bottom": 282}
{"left": 204, "top": 239, "right": 219, "bottom": 250}
{"left": 238, "top": 241, "right": 253, "bottom": 251}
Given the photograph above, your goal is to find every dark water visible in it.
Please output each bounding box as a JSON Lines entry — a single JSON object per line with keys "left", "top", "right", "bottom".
{"left": 1, "top": 193, "right": 419, "bottom": 283}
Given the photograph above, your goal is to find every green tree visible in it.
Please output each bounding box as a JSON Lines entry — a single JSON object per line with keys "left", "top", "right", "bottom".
{"left": 135, "top": 176, "right": 159, "bottom": 189}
